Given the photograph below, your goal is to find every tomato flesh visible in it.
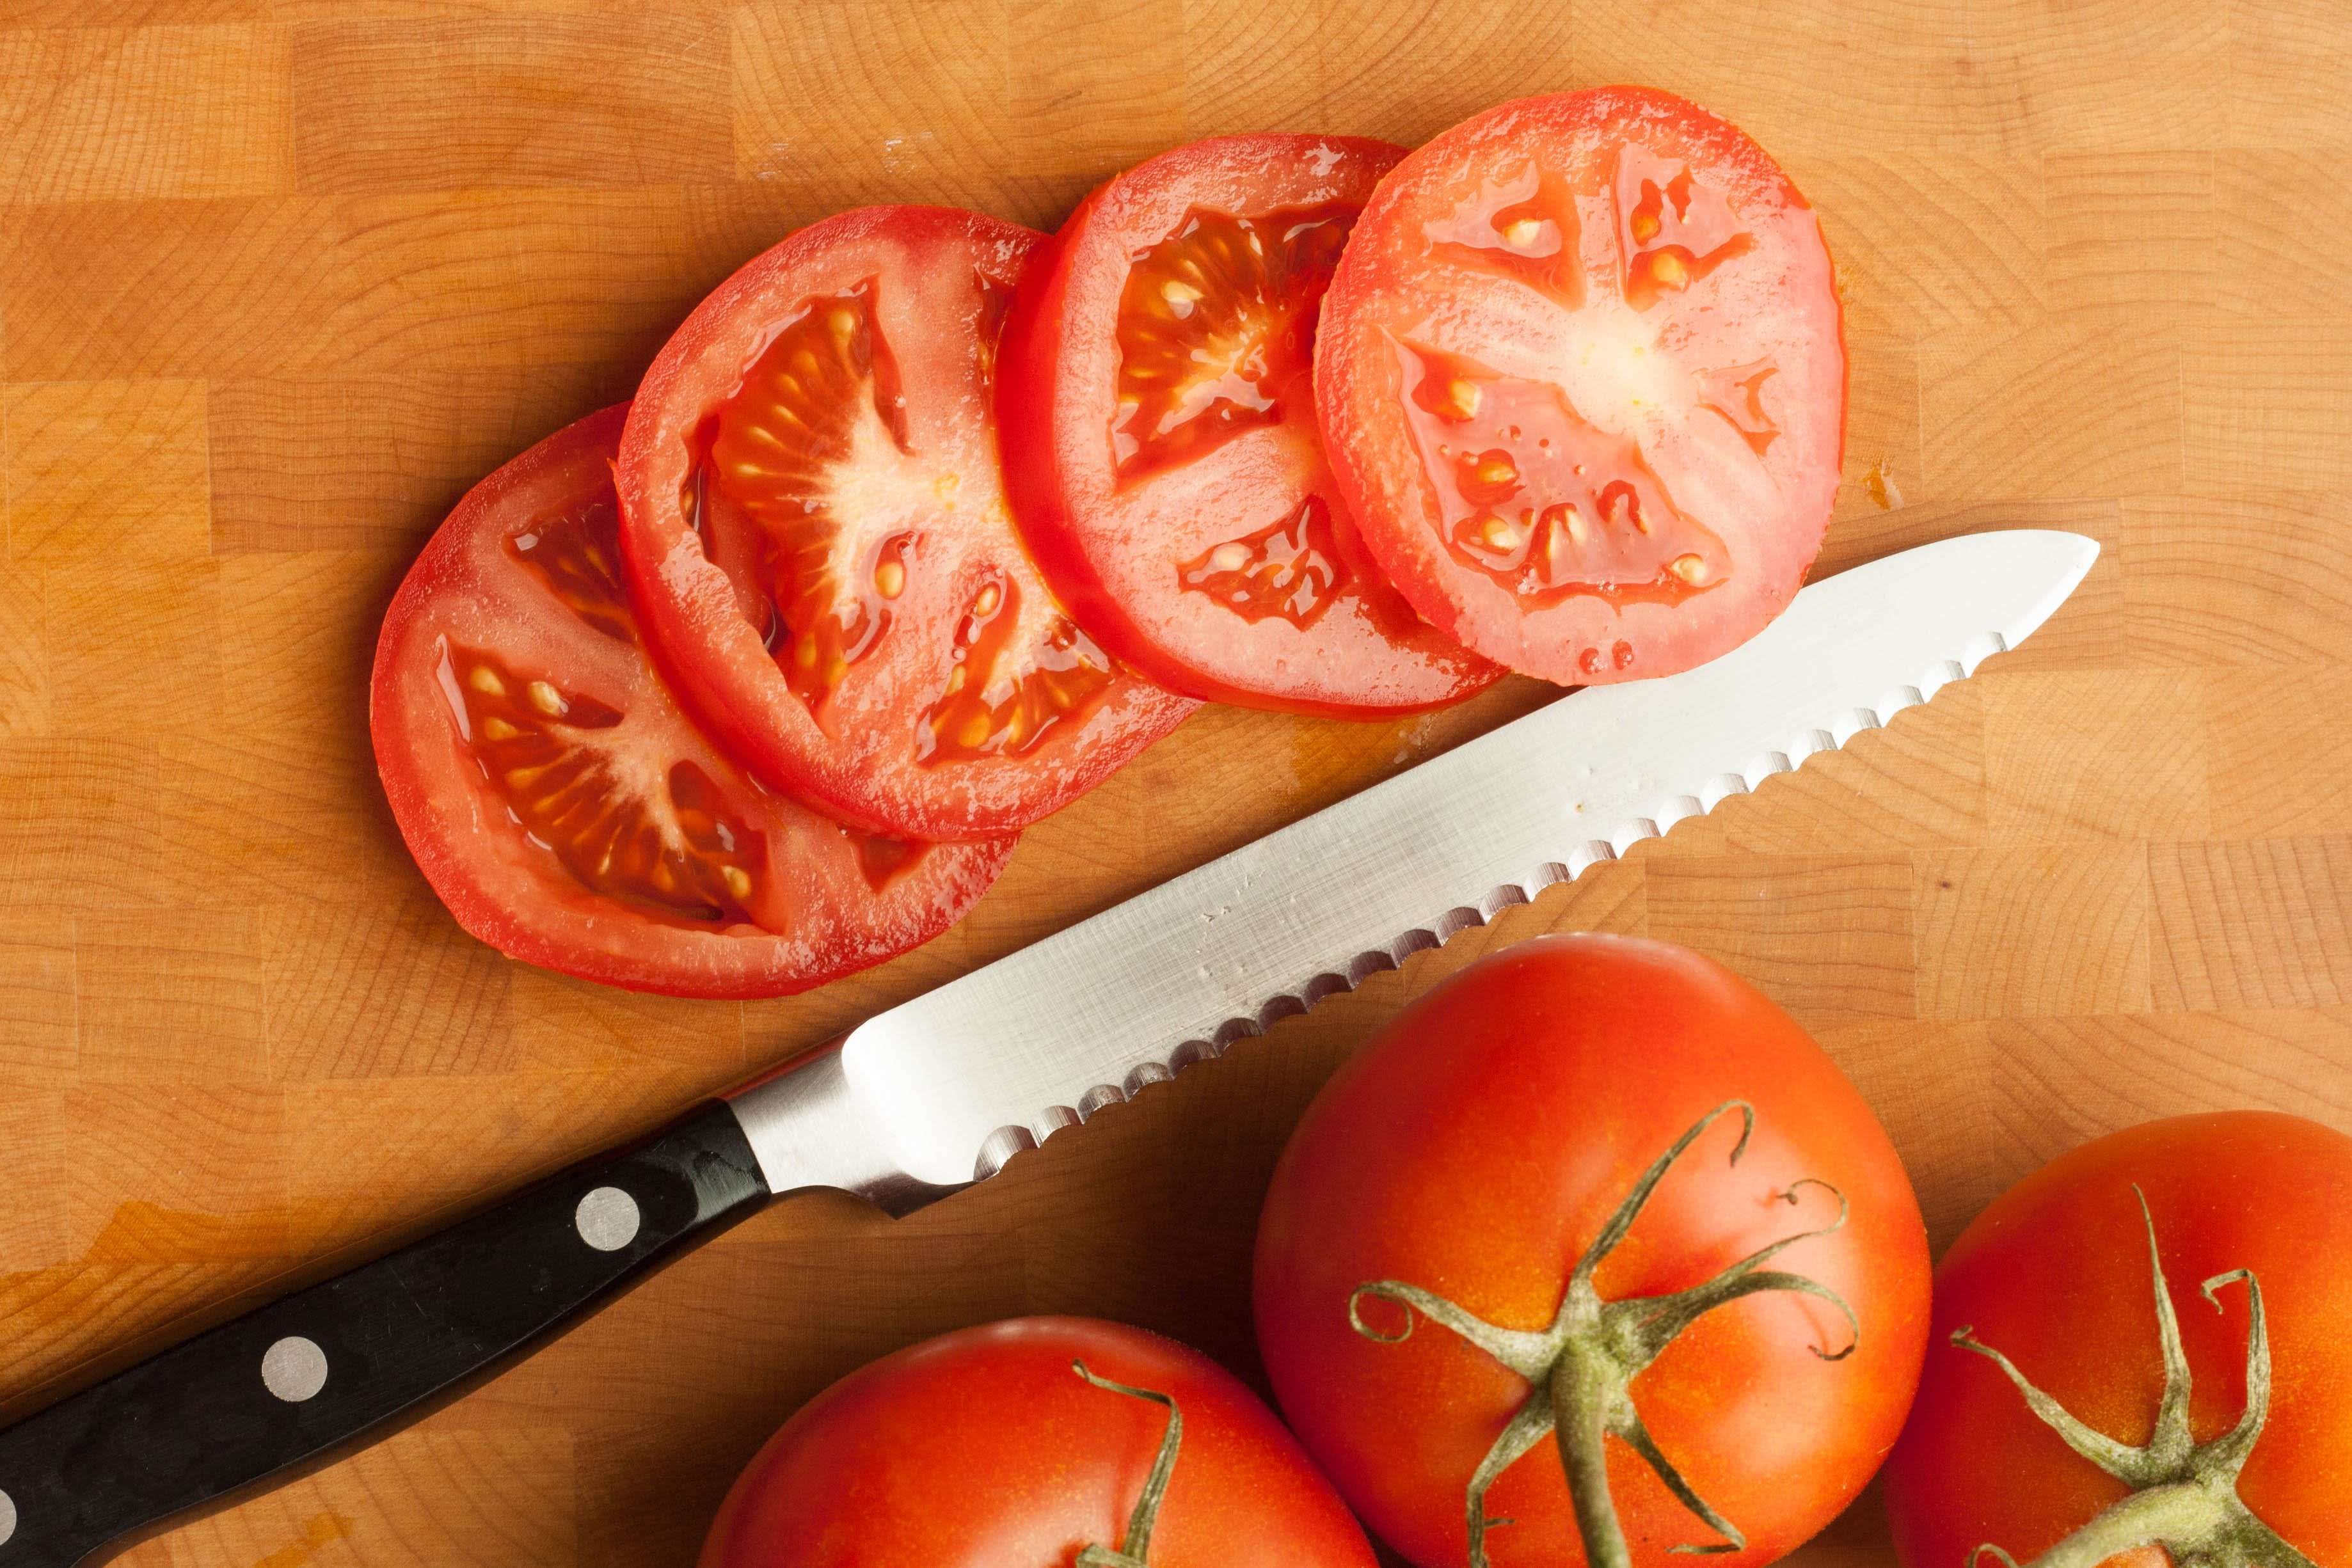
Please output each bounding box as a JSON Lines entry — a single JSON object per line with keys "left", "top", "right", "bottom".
{"left": 701, "top": 279, "right": 910, "bottom": 714}
{"left": 1315, "top": 88, "right": 1846, "bottom": 685}
{"left": 618, "top": 206, "right": 1194, "bottom": 841}
{"left": 1175, "top": 494, "right": 1343, "bottom": 627}
{"left": 371, "top": 405, "right": 1013, "bottom": 999}
{"left": 507, "top": 503, "right": 637, "bottom": 643}
{"left": 998, "top": 135, "right": 1498, "bottom": 717}
{"left": 441, "top": 641, "right": 767, "bottom": 928}
{"left": 1113, "top": 202, "right": 1350, "bottom": 483}
{"left": 695, "top": 274, "right": 1122, "bottom": 769}
{"left": 1424, "top": 164, "right": 1586, "bottom": 306}
{"left": 1616, "top": 144, "right": 1756, "bottom": 308}
{"left": 1397, "top": 338, "right": 1729, "bottom": 637}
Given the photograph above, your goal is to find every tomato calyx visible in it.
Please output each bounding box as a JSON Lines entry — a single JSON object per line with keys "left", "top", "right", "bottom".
{"left": 1949, "top": 1189, "right": 2317, "bottom": 1568}
{"left": 1349, "top": 1102, "right": 1858, "bottom": 1568}
{"left": 1070, "top": 1360, "right": 1184, "bottom": 1568}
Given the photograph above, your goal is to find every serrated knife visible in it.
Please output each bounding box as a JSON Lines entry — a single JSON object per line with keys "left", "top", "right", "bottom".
{"left": 0, "top": 528, "right": 2096, "bottom": 1567}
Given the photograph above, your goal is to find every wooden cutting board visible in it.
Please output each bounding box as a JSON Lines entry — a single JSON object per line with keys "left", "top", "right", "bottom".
{"left": 4, "top": 1, "right": 2349, "bottom": 1562}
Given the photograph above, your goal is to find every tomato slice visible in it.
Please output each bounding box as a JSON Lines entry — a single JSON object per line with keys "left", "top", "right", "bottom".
{"left": 370, "top": 406, "right": 1013, "bottom": 999}
{"left": 616, "top": 206, "right": 1196, "bottom": 841}
{"left": 998, "top": 136, "right": 1499, "bottom": 716}
{"left": 1315, "top": 88, "right": 1846, "bottom": 685}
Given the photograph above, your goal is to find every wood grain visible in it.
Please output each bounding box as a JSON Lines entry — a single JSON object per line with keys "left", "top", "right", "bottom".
{"left": 2, "top": 3, "right": 2349, "bottom": 1564}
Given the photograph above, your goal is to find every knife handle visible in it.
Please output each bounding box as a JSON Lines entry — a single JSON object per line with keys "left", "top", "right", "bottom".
{"left": 0, "top": 1100, "right": 770, "bottom": 1568}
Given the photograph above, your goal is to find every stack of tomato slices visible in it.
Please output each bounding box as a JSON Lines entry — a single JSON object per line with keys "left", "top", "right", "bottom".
{"left": 370, "top": 408, "right": 1017, "bottom": 999}
{"left": 371, "top": 87, "right": 1846, "bottom": 998}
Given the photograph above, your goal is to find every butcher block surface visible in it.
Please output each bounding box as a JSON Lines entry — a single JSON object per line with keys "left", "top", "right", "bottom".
{"left": 3, "top": 1, "right": 2351, "bottom": 1563}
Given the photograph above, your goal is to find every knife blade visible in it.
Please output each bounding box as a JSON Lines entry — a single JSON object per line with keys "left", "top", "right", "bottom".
{"left": 0, "top": 528, "right": 2095, "bottom": 1567}
{"left": 750, "top": 526, "right": 2099, "bottom": 1192}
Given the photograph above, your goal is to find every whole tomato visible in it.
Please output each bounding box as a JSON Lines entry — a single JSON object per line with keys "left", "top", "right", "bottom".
{"left": 1253, "top": 934, "right": 1932, "bottom": 1568}
{"left": 1884, "top": 1112, "right": 2352, "bottom": 1568}
{"left": 700, "top": 1316, "right": 1376, "bottom": 1567}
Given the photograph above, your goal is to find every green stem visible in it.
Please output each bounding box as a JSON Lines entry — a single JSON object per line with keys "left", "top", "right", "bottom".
{"left": 1550, "top": 1345, "right": 1633, "bottom": 1568}
{"left": 2212, "top": 1505, "right": 2328, "bottom": 1568}
{"left": 1980, "top": 1480, "right": 2319, "bottom": 1568}
{"left": 1991, "top": 1482, "right": 2227, "bottom": 1568}
{"left": 1072, "top": 1361, "right": 1183, "bottom": 1568}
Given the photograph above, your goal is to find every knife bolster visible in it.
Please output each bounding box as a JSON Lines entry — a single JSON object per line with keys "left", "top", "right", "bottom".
{"left": 726, "top": 1044, "right": 964, "bottom": 1216}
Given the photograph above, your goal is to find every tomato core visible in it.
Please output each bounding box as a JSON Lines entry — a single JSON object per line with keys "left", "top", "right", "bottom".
{"left": 1407, "top": 141, "right": 1772, "bottom": 615}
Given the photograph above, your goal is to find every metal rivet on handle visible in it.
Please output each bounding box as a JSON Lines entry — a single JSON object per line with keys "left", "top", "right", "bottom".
{"left": 261, "top": 1336, "right": 329, "bottom": 1403}
{"left": 575, "top": 1185, "right": 640, "bottom": 1253}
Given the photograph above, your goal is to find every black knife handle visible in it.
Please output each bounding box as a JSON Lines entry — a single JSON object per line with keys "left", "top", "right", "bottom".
{"left": 0, "top": 1100, "right": 770, "bottom": 1568}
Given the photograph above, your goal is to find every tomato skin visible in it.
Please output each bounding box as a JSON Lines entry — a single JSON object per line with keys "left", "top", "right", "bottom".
{"left": 699, "top": 1317, "right": 1378, "bottom": 1568}
{"left": 997, "top": 134, "right": 1500, "bottom": 717}
{"left": 616, "top": 205, "right": 1197, "bottom": 841}
{"left": 371, "top": 405, "right": 1013, "bottom": 999}
{"left": 1252, "top": 935, "right": 1929, "bottom": 1568}
{"left": 1315, "top": 88, "right": 1846, "bottom": 686}
{"left": 1884, "top": 1113, "right": 2352, "bottom": 1568}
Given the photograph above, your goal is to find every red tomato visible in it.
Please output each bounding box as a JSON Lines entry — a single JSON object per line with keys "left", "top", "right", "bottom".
{"left": 997, "top": 134, "right": 1500, "bottom": 716}
{"left": 1253, "top": 935, "right": 1929, "bottom": 1568}
{"left": 1884, "top": 1113, "right": 2352, "bottom": 1568}
{"left": 616, "top": 206, "right": 1196, "bottom": 841}
{"left": 699, "top": 1317, "right": 1378, "bottom": 1567}
{"left": 1315, "top": 88, "right": 1845, "bottom": 685}
{"left": 370, "top": 406, "right": 1012, "bottom": 998}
